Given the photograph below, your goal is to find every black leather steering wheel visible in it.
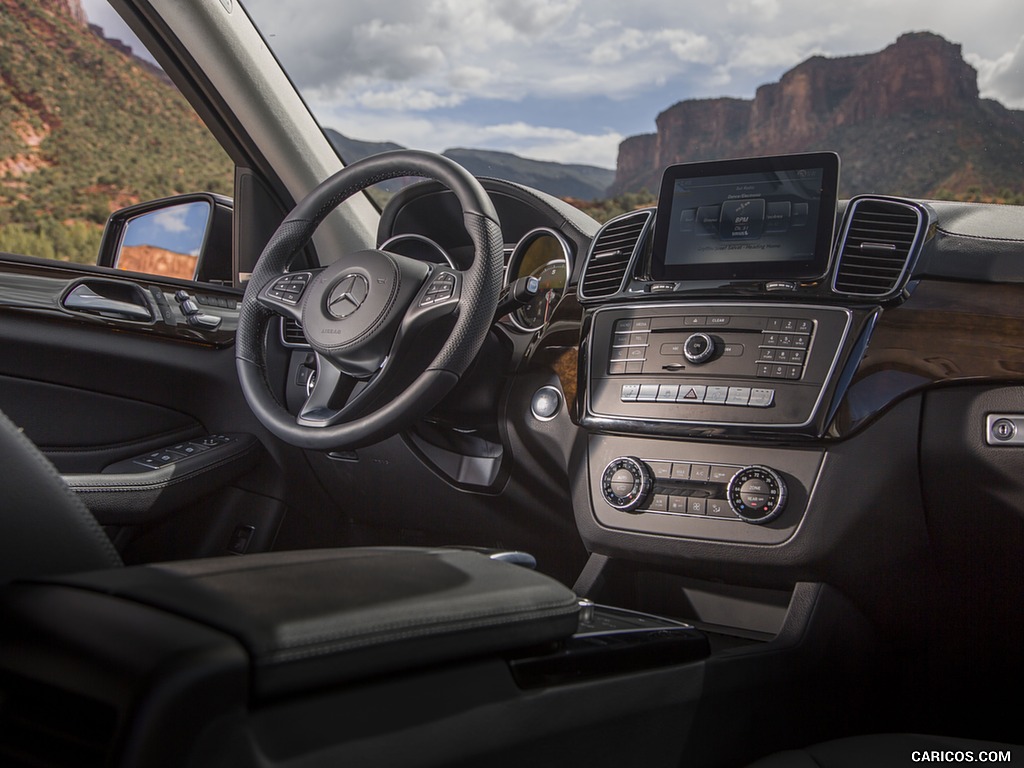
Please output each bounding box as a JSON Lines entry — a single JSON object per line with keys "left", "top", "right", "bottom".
{"left": 236, "top": 150, "right": 503, "bottom": 450}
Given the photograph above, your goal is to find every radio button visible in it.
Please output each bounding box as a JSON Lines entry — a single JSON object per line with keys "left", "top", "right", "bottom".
{"left": 637, "top": 385, "right": 659, "bottom": 402}
{"left": 657, "top": 384, "right": 679, "bottom": 402}
{"left": 620, "top": 384, "right": 640, "bottom": 401}
{"left": 615, "top": 319, "right": 633, "bottom": 332}
{"left": 705, "top": 386, "right": 729, "bottom": 404}
{"left": 726, "top": 387, "right": 752, "bottom": 405}
{"left": 677, "top": 385, "right": 707, "bottom": 403}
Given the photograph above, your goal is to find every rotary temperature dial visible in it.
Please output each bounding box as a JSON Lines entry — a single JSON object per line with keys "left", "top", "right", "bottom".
{"left": 600, "top": 457, "right": 652, "bottom": 512}
{"left": 727, "top": 466, "right": 787, "bottom": 524}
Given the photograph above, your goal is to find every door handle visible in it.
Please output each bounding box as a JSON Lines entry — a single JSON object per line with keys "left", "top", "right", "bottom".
{"left": 62, "top": 280, "right": 154, "bottom": 322}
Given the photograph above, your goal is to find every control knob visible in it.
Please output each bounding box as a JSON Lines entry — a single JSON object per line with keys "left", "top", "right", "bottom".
{"left": 683, "top": 332, "right": 716, "bottom": 364}
{"left": 600, "top": 457, "right": 652, "bottom": 512}
{"left": 727, "top": 466, "right": 787, "bottom": 524}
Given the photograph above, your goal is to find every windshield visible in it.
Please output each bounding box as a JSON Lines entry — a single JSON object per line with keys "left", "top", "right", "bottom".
{"left": 238, "top": 1, "right": 1024, "bottom": 214}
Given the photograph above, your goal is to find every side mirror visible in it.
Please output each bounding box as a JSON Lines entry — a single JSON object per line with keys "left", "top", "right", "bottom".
{"left": 98, "top": 193, "right": 233, "bottom": 285}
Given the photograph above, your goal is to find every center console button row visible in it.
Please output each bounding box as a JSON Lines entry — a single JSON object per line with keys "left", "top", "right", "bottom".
{"left": 756, "top": 363, "right": 802, "bottom": 380}
{"left": 645, "top": 494, "right": 736, "bottom": 518}
{"left": 762, "top": 333, "right": 810, "bottom": 349}
{"left": 615, "top": 318, "right": 651, "bottom": 332}
{"left": 620, "top": 384, "right": 774, "bottom": 408}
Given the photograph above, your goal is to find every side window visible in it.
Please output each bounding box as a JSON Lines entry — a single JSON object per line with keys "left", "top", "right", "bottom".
{"left": 0, "top": 0, "right": 233, "bottom": 280}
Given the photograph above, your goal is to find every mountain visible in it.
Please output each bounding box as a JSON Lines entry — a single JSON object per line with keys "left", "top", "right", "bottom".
{"left": 0, "top": 0, "right": 233, "bottom": 261}
{"left": 441, "top": 148, "right": 615, "bottom": 200}
{"left": 610, "top": 33, "right": 1024, "bottom": 201}
{"left": 324, "top": 129, "right": 615, "bottom": 200}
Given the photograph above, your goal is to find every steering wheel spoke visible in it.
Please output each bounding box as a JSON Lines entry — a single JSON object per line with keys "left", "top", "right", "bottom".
{"left": 296, "top": 353, "right": 362, "bottom": 428}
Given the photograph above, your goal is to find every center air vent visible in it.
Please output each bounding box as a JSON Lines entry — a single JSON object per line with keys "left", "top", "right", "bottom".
{"left": 280, "top": 318, "right": 309, "bottom": 347}
{"left": 579, "top": 209, "right": 653, "bottom": 301}
{"left": 832, "top": 198, "right": 924, "bottom": 298}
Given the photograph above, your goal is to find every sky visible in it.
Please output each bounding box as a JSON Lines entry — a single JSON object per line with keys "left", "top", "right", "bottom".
{"left": 83, "top": 0, "right": 1024, "bottom": 170}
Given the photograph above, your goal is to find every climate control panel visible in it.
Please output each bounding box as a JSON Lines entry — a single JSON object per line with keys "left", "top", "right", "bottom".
{"left": 585, "top": 434, "right": 822, "bottom": 545}
{"left": 600, "top": 457, "right": 788, "bottom": 525}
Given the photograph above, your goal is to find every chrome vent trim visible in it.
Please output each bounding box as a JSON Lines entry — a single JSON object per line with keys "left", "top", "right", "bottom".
{"left": 280, "top": 318, "right": 309, "bottom": 347}
{"left": 832, "top": 197, "right": 925, "bottom": 298}
{"left": 578, "top": 208, "right": 653, "bottom": 301}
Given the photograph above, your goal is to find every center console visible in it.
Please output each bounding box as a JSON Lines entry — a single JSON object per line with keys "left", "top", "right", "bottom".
{"left": 575, "top": 153, "right": 858, "bottom": 548}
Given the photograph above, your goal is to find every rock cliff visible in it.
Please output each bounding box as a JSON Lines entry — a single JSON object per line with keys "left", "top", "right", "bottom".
{"left": 611, "top": 33, "right": 1023, "bottom": 199}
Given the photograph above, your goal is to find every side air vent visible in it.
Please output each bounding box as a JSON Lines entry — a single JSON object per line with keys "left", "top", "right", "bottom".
{"left": 280, "top": 318, "right": 309, "bottom": 347}
{"left": 832, "top": 198, "right": 924, "bottom": 298}
{"left": 579, "top": 209, "right": 653, "bottom": 301}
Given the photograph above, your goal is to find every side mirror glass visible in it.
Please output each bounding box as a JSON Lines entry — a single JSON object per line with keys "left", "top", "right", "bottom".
{"left": 97, "top": 193, "right": 233, "bottom": 284}
{"left": 117, "top": 201, "right": 210, "bottom": 280}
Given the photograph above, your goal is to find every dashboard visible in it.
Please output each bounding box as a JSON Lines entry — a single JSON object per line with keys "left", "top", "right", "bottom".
{"left": 352, "top": 157, "right": 1024, "bottom": 648}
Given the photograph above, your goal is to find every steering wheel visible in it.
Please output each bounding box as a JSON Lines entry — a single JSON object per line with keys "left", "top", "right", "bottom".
{"left": 236, "top": 150, "right": 504, "bottom": 450}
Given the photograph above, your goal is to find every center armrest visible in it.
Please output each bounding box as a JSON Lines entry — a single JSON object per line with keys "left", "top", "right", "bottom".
{"left": 43, "top": 547, "right": 581, "bottom": 700}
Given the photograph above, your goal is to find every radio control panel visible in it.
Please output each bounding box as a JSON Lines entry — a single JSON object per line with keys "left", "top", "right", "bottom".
{"left": 584, "top": 303, "right": 852, "bottom": 433}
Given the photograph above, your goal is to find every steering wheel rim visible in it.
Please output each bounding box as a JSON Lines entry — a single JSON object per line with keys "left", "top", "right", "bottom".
{"left": 236, "top": 150, "right": 504, "bottom": 450}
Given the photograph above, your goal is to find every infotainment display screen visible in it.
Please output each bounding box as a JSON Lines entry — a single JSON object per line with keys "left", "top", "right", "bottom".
{"left": 650, "top": 152, "right": 839, "bottom": 282}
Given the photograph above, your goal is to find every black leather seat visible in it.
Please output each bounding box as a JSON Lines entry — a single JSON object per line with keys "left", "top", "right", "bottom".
{"left": 748, "top": 733, "right": 1020, "bottom": 768}
{"left": 0, "top": 408, "right": 122, "bottom": 583}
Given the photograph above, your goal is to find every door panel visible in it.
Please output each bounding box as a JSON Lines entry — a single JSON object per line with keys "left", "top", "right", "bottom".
{"left": 0, "top": 256, "right": 290, "bottom": 561}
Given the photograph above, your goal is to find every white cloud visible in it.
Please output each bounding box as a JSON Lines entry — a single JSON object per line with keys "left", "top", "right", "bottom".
{"left": 150, "top": 207, "right": 191, "bottom": 234}
{"left": 968, "top": 36, "right": 1024, "bottom": 108}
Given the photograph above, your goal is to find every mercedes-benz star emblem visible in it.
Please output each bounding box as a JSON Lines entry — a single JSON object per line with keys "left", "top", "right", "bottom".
{"left": 327, "top": 274, "right": 370, "bottom": 319}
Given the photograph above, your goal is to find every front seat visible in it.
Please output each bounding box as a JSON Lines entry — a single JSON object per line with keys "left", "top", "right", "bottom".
{"left": 0, "top": 408, "right": 123, "bottom": 582}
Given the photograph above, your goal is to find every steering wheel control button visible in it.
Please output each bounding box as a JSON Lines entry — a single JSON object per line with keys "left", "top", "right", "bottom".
{"left": 530, "top": 386, "right": 562, "bottom": 421}
{"left": 601, "top": 457, "right": 653, "bottom": 512}
{"left": 420, "top": 272, "right": 458, "bottom": 307}
{"left": 269, "top": 273, "right": 312, "bottom": 306}
{"left": 683, "top": 332, "right": 715, "bottom": 363}
{"left": 986, "top": 414, "right": 1024, "bottom": 445}
{"left": 728, "top": 466, "right": 787, "bottom": 524}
